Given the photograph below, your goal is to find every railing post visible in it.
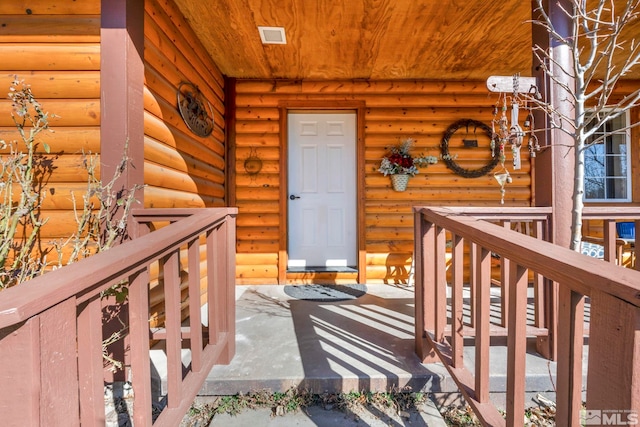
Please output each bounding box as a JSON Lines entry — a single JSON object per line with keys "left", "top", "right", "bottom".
{"left": 586, "top": 290, "right": 640, "bottom": 419}
{"left": 414, "top": 210, "right": 437, "bottom": 362}
{"left": 208, "top": 214, "right": 237, "bottom": 364}
{"left": 221, "top": 214, "right": 237, "bottom": 364}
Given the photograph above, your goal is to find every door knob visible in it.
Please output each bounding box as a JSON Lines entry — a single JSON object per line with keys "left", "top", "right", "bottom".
{"left": 289, "top": 194, "right": 300, "bottom": 200}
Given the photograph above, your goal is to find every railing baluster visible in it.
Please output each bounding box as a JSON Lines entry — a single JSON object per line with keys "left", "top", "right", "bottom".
{"left": 533, "top": 220, "right": 554, "bottom": 360}
{"left": 129, "top": 268, "right": 152, "bottom": 427}
{"left": 533, "top": 220, "right": 545, "bottom": 328}
{"left": 451, "top": 233, "right": 464, "bottom": 368}
{"left": 207, "top": 228, "right": 218, "bottom": 346}
{"left": 213, "top": 224, "right": 226, "bottom": 355}
{"left": 506, "top": 263, "right": 528, "bottom": 427}
{"left": 555, "top": 285, "right": 585, "bottom": 426}
{"left": 163, "top": 250, "right": 183, "bottom": 409}
{"left": 603, "top": 219, "right": 617, "bottom": 264}
{"left": 188, "top": 238, "right": 203, "bottom": 372}
{"left": 475, "top": 246, "right": 491, "bottom": 403}
{"left": 77, "top": 295, "right": 106, "bottom": 425}
{"left": 635, "top": 219, "right": 640, "bottom": 271}
{"left": 435, "top": 225, "right": 447, "bottom": 343}
{"left": 469, "top": 242, "right": 476, "bottom": 328}
{"left": 501, "top": 221, "right": 511, "bottom": 328}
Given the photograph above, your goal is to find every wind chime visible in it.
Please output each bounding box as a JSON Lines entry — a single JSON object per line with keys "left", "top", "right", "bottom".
{"left": 490, "top": 74, "right": 541, "bottom": 204}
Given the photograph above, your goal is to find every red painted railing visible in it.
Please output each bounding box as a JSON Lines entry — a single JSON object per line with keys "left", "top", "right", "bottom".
{"left": 582, "top": 206, "right": 639, "bottom": 269}
{"left": 0, "top": 208, "right": 237, "bottom": 426}
{"left": 414, "top": 206, "right": 640, "bottom": 427}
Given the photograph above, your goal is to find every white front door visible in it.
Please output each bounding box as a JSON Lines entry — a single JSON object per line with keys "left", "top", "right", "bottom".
{"left": 287, "top": 112, "right": 357, "bottom": 268}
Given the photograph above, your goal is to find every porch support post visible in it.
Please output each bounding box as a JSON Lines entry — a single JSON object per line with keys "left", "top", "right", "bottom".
{"left": 531, "top": 0, "right": 575, "bottom": 246}
{"left": 531, "top": 0, "right": 575, "bottom": 361}
{"left": 101, "top": 0, "right": 145, "bottom": 237}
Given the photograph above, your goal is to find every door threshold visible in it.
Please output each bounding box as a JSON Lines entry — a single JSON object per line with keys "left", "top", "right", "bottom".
{"left": 287, "top": 266, "right": 357, "bottom": 274}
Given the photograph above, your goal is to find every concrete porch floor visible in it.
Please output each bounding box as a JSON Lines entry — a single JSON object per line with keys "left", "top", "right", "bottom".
{"left": 202, "top": 284, "right": 451, "bottom": 396}
{"left": 193, "top": 284, "right": 563, "bottom": 409}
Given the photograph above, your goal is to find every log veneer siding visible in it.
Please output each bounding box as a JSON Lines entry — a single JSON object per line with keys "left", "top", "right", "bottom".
{"left": 0, "top": 0, "right": 101, "bottom": 264}
{"left": 142, "top": 0, "right": 227, "bottom": 325}
{"left": 233, "top": 79, "right": 532, "bottom": 284}
{"left": 143, "top": 0, "right": 226, "bottom": 210}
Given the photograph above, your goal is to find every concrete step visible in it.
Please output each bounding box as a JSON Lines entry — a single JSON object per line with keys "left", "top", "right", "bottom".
{"left": 161, "top": 284, "right": 566, "bottom": 425}
{"left": 206, "top": 397, "right": 449, "bottom": 426}
{"left": 200, "top": 285, "right": 455, "bottom": 396}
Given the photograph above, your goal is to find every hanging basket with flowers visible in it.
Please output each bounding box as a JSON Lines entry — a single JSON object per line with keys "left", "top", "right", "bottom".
{"left": 378, "top": 138, "right": 438, "bottom": 191}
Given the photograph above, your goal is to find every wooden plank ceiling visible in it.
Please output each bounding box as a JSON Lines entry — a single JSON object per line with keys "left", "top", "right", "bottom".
{"left": 172, "top": 0, "right": 640, "bottom": 81}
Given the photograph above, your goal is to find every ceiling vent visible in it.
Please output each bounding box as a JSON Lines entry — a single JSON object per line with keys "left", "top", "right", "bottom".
{"left": 258, "top": 26, "right": 286, "bottom": 44}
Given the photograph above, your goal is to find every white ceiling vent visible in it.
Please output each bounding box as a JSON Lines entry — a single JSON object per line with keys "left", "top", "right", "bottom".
{"left": 258, "top": 26, "right": 286, "bottom": 44}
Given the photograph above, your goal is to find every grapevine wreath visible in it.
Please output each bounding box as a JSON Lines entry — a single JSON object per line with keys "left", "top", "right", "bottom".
{"left": 440, "top": 119, "right": 501, "bottom": 178}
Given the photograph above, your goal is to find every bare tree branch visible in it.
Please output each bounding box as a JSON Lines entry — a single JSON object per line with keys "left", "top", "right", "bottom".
{"left": 529, "top": 0, "right": 640, "bottom": 250}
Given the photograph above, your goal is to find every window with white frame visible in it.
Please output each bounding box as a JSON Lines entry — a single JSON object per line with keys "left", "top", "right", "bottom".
{"left": 584, "top": 112, "right": 631, "bottom": 202}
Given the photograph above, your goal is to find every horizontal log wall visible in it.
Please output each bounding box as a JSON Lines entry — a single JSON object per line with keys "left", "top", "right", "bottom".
{"left": 143, "top": 0, "right": 227, "bottom": 324}
{"left": 233, "top": 79, "right": 532, "bottom": 284}
{"left": 0, "top": 0, "right": 101, "bottom": 264}
{"left": 0, "top": 0, "right": 227, "bottom": 326}
{"left": 143, "top": 0, "right": 226, "bottom": 209}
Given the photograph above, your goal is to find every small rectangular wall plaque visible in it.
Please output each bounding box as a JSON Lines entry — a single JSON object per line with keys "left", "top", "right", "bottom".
{"left": 462, "top": 139, "right": 478, "bottom": 148}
